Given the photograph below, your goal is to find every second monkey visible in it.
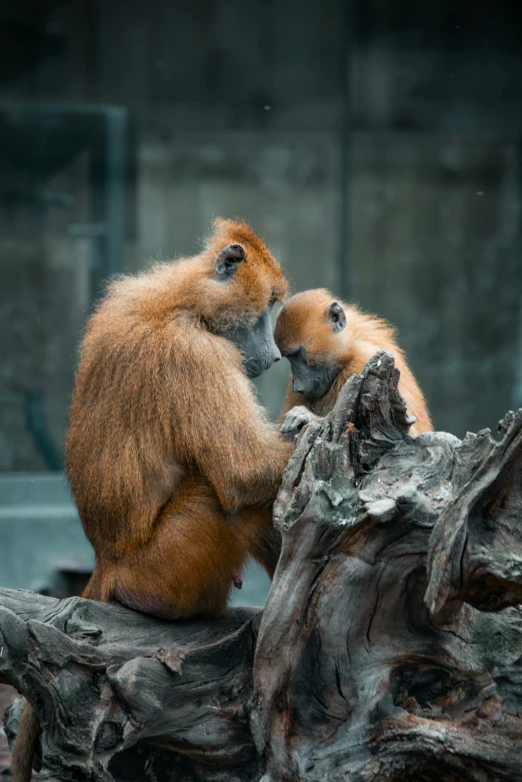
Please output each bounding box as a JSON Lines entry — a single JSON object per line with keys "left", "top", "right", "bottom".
{"left": 274, "top": 288, "right": 432, "bottom": 436}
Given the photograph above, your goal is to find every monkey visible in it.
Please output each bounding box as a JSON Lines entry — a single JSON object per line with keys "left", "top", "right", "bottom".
{"left": 69, "top": 217, "right": 292, "bottom": 613}
{"left": 274, "top": 289, "right": 433, "bottom": 436}
{"left": 11, "top": 219, "right": 293, "bottom": 781}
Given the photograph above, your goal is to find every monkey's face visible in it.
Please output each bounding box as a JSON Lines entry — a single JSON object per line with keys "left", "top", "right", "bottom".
{"left": 200, "top": 220, "right": 288, "bottom": 339}
{"left": 285, "top": 347, "right": 339, "bottom": 398}
{"left": 275, "top": 290, "right": 348, "bottom": 400}
{"left": 207, "top": 236, "right": 285, "bottom": 379}
{"left": 223, "top": 302, "right": 281, "bottom": 379}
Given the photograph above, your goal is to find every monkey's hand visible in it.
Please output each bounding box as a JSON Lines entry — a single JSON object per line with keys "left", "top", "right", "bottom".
{"left": 280, "top": 405, "right": 320, "bottom": 434}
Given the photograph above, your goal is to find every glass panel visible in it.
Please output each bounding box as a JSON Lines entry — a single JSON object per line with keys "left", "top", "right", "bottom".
{"left": 0, "top": 105, "right": 126, "bottom": 470}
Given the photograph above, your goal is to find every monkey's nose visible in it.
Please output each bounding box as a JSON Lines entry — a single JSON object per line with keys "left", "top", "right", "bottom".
{"left": 292, "top": 379, "right": 305, "bottom": 394}
{"left": 272, "top": 345, "right": 282, "bottom": 363}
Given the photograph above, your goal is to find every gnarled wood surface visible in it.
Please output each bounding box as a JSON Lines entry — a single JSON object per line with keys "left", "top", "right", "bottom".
{"left": 3, "top": 351, "right": 522, "bottom": 781}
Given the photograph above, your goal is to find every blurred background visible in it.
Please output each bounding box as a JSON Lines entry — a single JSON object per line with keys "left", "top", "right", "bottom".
{"left": 0, "top": 0, "right": 521, "bottom": 618}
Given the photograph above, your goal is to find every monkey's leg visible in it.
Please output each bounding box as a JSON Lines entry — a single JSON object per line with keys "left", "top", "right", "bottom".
{"left": 231, "top": 507, "right": 282, "bottom": 579}
{"left": 84, "top": 477, "right": 249, "bottom": 619}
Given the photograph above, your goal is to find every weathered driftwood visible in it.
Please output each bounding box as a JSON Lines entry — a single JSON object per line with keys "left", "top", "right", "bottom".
{"left": 3, "top": 351, "right": 522, "bottom": 781}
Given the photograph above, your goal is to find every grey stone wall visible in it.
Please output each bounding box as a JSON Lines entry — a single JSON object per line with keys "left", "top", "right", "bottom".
{"left": 0, "top": 0, "right": 521, "bottom": 461}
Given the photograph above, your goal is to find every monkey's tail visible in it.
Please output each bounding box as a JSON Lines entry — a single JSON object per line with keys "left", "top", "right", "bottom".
{"left": 11, "top": 702, "right": 40, "bottom": 782}
{"left": 10, "top": 568, "right": 105, "bottom": 780}
{"left": 10, "top": 568, "right": 110, "bottom": 780}
{"left": 81, "top": 561, "right": 114, "bottom": 602}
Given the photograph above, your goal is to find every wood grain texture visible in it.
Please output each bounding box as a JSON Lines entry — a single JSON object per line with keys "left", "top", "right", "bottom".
{"left": 4, "top": 351, "right": 522, "bottom": 781}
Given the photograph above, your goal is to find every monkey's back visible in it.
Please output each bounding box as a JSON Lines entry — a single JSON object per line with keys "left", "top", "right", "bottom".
{"left": 66, "top": 271, "right": 189, "bottom": 555}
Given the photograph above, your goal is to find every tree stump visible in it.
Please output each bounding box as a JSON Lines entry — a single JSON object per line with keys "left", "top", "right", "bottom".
{"left": 3, "top": 351, "right": 522, "bottom": 781}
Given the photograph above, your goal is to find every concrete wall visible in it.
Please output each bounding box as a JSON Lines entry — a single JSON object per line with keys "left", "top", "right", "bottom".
{"left": 350, "top": 133, "right": 522, "bottom": 436}
{"left": 0, "top": 0, "right": 521, "bottom": 447}
{"left": 0, "top": 0, "right": 521, "bottom": 602}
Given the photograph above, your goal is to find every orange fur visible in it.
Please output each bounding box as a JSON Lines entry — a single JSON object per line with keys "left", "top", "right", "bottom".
{"left": 275, "top": 289, "right": 432, "bottom": 435}
{"left": 10, "top": 703, "right": 40, "bottom": 782}
{"left": 66, "top": 218, "right": 292, "bottom": 618}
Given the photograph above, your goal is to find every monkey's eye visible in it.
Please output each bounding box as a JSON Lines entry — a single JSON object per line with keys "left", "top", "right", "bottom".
{"left": 268, "top": 296, "right": 277, "bottom": 308}
{"left": 291, "top": 347, "right": 315, "bottom": 367}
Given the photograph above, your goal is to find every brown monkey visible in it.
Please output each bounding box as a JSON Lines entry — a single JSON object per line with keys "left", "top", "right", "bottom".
{"left": 274, "top": 289, "right": 432, "bottom": 435}
{"left": 70, "top": 217, "right": 292, "bottom": 615}
{"left": 11, "top": 219, "right": 292, "bottom": 781}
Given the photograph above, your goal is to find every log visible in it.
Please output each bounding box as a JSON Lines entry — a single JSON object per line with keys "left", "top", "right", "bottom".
{"left": 3, "top": 351, "right": 522, "bottom": 781}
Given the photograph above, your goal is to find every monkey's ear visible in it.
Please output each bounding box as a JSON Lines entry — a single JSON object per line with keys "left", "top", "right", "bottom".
{"left": 326, "top": 301, "right": 346, "bottom": 333}
{"left": 214, "top": 244, "right": 246, "bottom": 278}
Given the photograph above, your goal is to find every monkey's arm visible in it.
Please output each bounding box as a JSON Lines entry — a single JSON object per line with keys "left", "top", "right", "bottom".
{"left": 170, "top": 327, "right": 293, "bottom": 514}
{"left": 277, "top": 382, "right": 306, "bottom": 424}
